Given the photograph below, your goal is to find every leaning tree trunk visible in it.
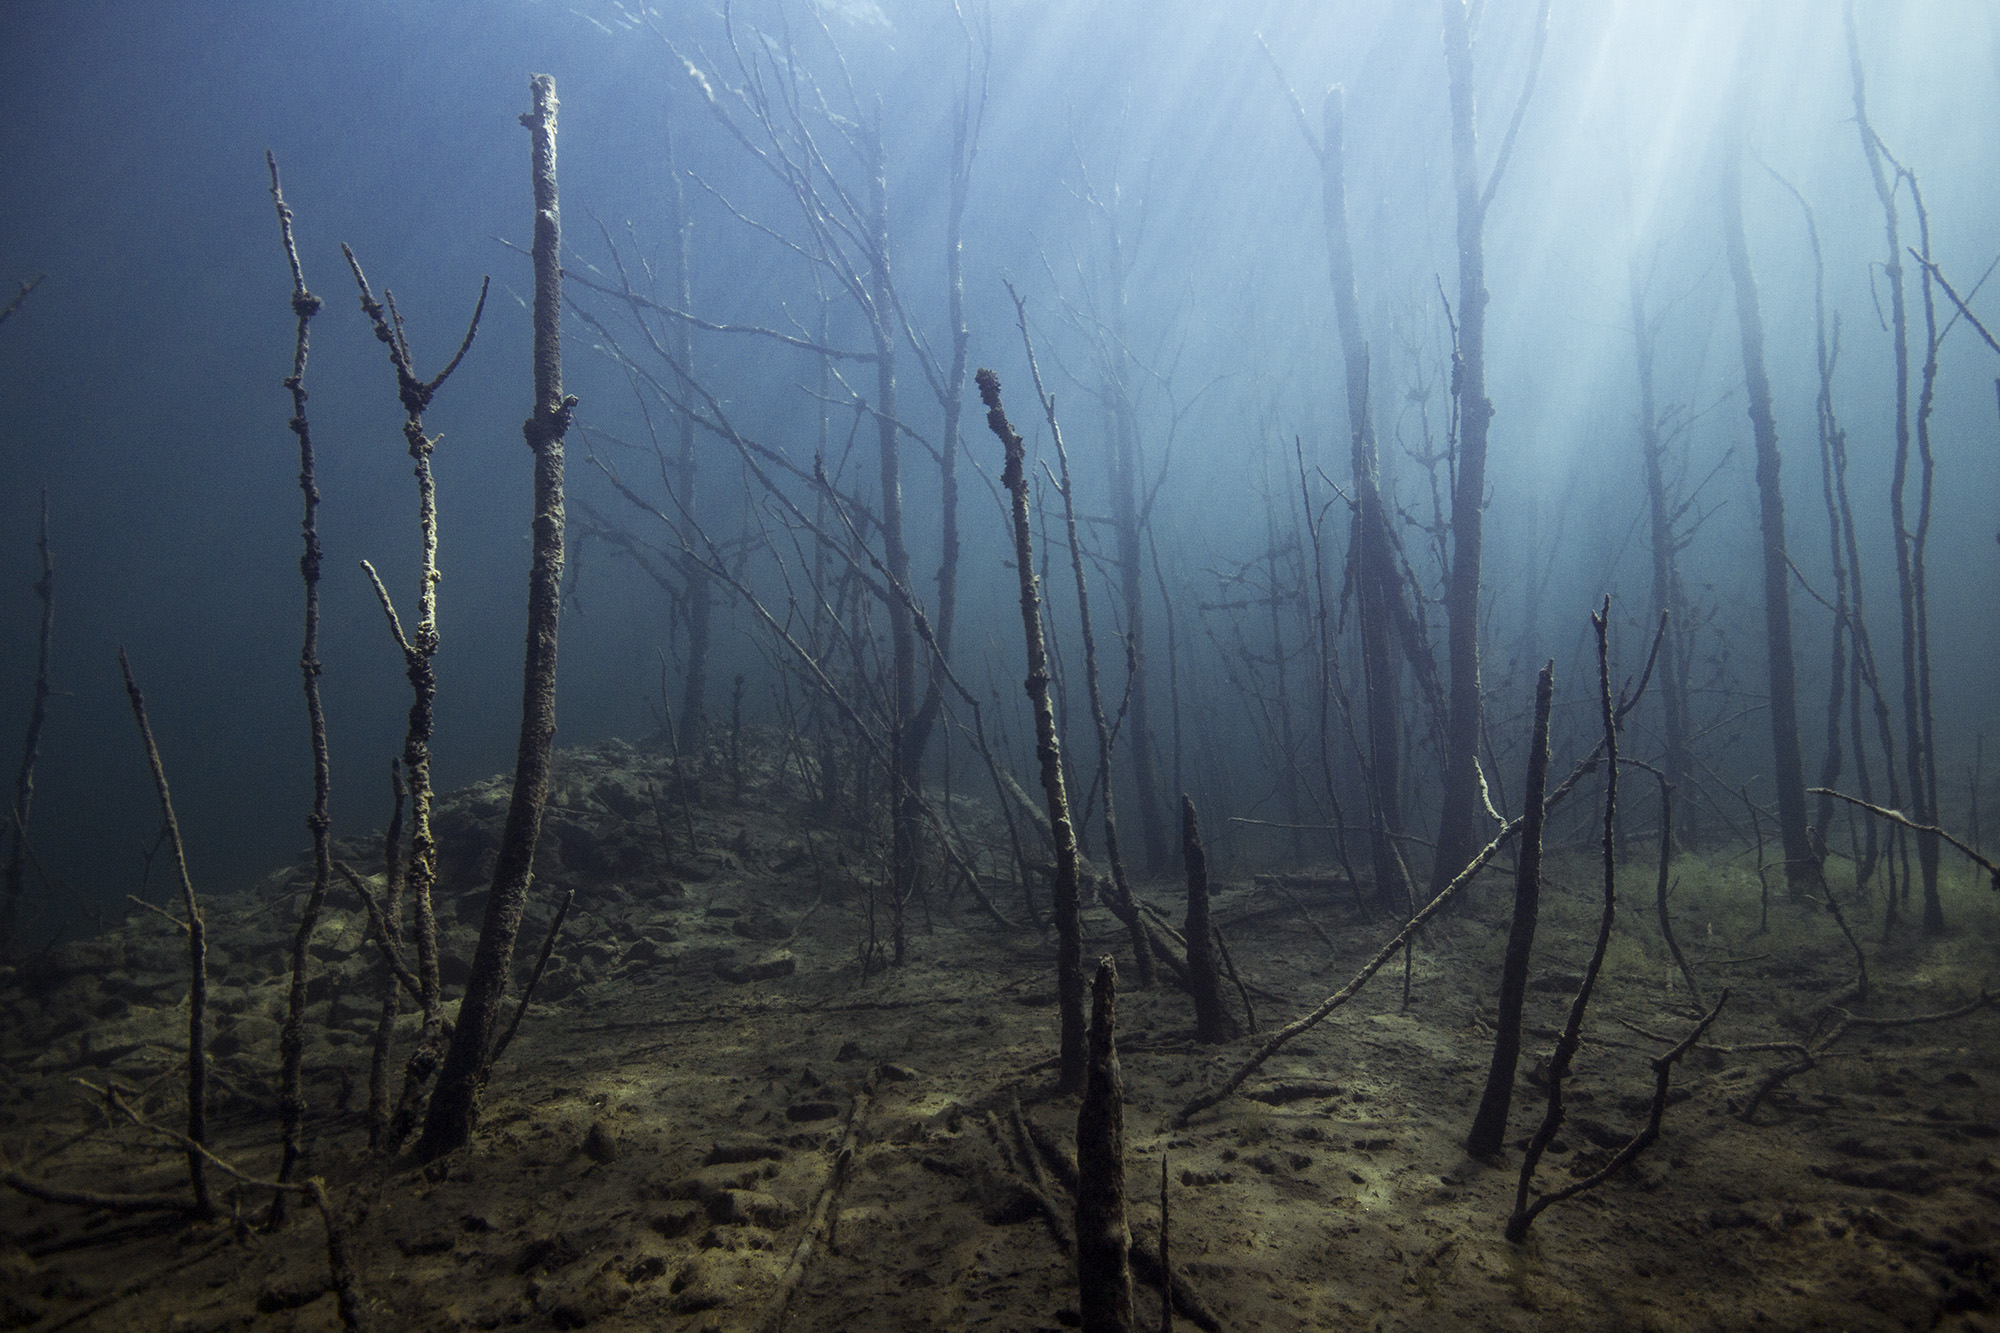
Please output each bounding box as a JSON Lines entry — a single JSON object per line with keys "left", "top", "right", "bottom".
{"left": 1718, "top": 112, "right": 1816, "bottom": 897}
{"left": 1321, "top": 85, "right": 1409, "bottom": 910}
{"left": 981, "top": 368, "right": 1088, "bottom": 1093}
{"left": 419, "top": 75, "right": 574, "bottom": 1160}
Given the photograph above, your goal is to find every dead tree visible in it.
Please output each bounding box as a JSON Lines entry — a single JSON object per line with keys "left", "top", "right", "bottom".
{"left": 1506, "top": 991, "right": 1726, "bottom": 1241}
{"left": 1465, "top": 661, "right": 1553, "bottom": 1159}
{"left": 419, "top": 76, "right": 575, "bottom": 1161}
{"left": 1503, "top": 605, "right": 1721, "bottom": 1242}
{"left": 118, "top": 651, "right": 211, "bottom": 1217}
{"left": 265, "top": 152, "right": 332, "bottom": 1219}
{"left": 1011, "top": 283, "right": 1154, "bottom": 984}
{"left": 620, "top": 6, "right": 984, "bottom": 963}
{"left": 0, "top": 273, "right": 43, "bottom": 329}
{"left": 1320, "top": 86, "right": 1414, "bottom": 910}
{"left": 366, "top": 761, "right": 406, "bottom": 1152}
{"left": 1718, "top": 104, "right": 1817, "bottom": 896}
{"left": 342, "top": 234, "right": 489, "bottom": 1145}
{"left": 1846, "top": 2, "right": 1943, "bottom": 931}
{"left": 663, "top": 105, "right": 711, "bottom": 743}
{"left": 1765, "top": 167, "right": 1901, "bottom": 896}
{"left": 1, "top": 490, "right": 52, "bottom": 959}
{"left": 1431, "top": 0, "right": 1551, "bottom": 895}
{"left": 1180, "top": 796, "right": 1231, "bottom": 1045}
{"left": 1076, "top": 958, "right": 1134, "bottom": 1333}
{"left": 982, "top": 367, "right": 1087, "bottom": 1092}
{"left": 1045, "top": 150, "right": 1172, "bottom": 873}
{"left": 1258, "top": 43, "right": 1418, "bottom": 912}
{"left": 1175, "top": 611, "right": 1665, "bottom": 1129}
{"left": 1627, "top": 260, "right": 1695, "bottom": 843}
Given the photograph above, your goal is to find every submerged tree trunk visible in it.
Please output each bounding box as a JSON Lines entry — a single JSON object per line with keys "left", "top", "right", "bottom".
{"left": 1076, "top": 959, "right": 1134, "bottom": 1333}
{"left": 1718, "top": 112, "right": 1817, "bottom": 897}
{"left": 1432, "top": 0, "right": 1494, "bottom": 893}
{"left": 1466, "top": 661, "right": 1553, "bottom": 1159}
{"left": 1107, "top": 366, "right": 1169, "bottom": 873}
{"left": 665, "top": 107, "right": 711, "bottom": 746}
{"left": 2, "top": 493, "right": 53, "bottom": 960}
{"left": 860, "top": 123, "right": 923, "bottom": 968}
{"left": 420, "top": 76, "right": 573, "bottom": 1160}
{"left": 1180, "top": 796, "right": 1231, "bottom": 1044}
{"left": 1321, "top": 85, "right": 1410, "bottom": 909}
{"left": 1846, "top": 2, "right": 1942, "bottom": 932}
{"left": 1627, "top": 262, "right": 1692, "bottom": 844}
{"left": 982, "top": 368, "right": 1088, "bottom": 1092}
{"left": 1432, "top": 0, "right": 1548, "bottom": 896}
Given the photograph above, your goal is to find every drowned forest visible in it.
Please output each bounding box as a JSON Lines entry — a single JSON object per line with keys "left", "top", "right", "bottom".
{"left": 1, "top": 2, "right": 1999, "bottom": 1330}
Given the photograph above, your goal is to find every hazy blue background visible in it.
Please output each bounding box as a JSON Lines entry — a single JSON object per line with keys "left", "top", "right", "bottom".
{"left": 1, "top": 0, "right": 1995, "bottom": 934}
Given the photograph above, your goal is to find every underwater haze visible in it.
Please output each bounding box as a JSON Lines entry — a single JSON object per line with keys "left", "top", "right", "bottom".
{"left": 0, "top": 1, "right": 1996, "bottom": 916}
{"left": 3, "top": 1, "right": 2000, "bottom": 1329}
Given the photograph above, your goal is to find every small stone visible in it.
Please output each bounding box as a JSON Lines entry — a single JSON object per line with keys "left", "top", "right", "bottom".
{"left": 705, "top": 1138, "right": 784, "bottom": 1166}
{"left": 583, "top": 1119, "right": 619, "bottom": 1163}
{"left": 649, "top": 1207, "right": 702, "bottom": 1239}
{"left": 705, "top": 1189, "right": 796, "bottom": 1229}
{"left": 785, "top": 1100, "right": 840, "bottom": 1123}
{"left": 876, "top": 1062, "right": 919, "bottom": 1083}
{"left": 717, "top": 950, "right": 795, "bottom": 984}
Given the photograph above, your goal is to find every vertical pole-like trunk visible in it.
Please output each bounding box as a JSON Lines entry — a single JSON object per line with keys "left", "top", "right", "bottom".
{"left": 1432, "top": 0, "right": 1495, "bottom": 895}
{"left": 905, "top": 75, "right": 974, "bottom": 773}
{"left": 1627, "top": 263, "right": 1692, "bottom": 841}
{"left": 665, "top": 107, "right": 710, "bottom": 745}
{"left": 1719, "top": 115, "right": 1816, "bottom": 896}
{"left": 1180, "top": 796, "right": 1230, "bottom": 1044}
{"left": 1108, "top": 389, "right": 1168, "bottom": 871}
{"left": 1846, "top": 2, "right": 1940, "bottom": 929}
{"left": 981, "top": 369, "right": 1087, "bottom": 1092}
{"left": 1076, "top": 958, "right": 1134, "bottom": 1333}
{"left": 865, "top": 124, "right": 921, "bottom": 967}
{"left": 1771, "top": 177, "right": 1862, "bottom": 871}
{"left": 1466, "top": 661, "right": 1552, "bottom": 1159}
{"left": 2, "top": 492, "right": 52, "bottom": 958}
{"left": 419, "top": 75, "right": 573, "bottom": 1160}
{"left": 1089, "top": 206, "right": 1168, "bottom": 872}
{"left": 1263, "top": 521, "right": 1305, "bottom": 860}
{"left": 1321, "top": 86, "right": 1409, "bottom": 909}
{"left": 267, "top": 154, "right": 331, "bottom": 1217}
{"left": 341, "top": 238, "right": 485, "bottom": 1143}
{"left": 1909, "top": 209, "right": 1942, "bottom": 930}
